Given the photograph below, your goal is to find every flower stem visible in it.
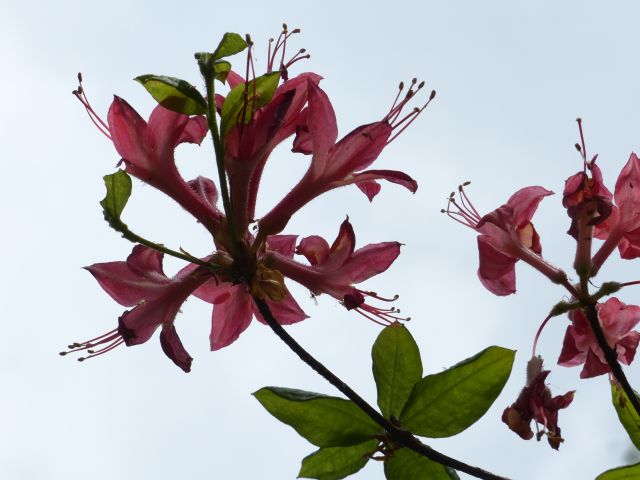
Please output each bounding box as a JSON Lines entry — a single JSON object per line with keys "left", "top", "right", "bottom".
{"left": 582, "top": 301, "right": 640, "bottom": 417}
{"left": 253, "top": 297, "right": 511, "bottom": 480}
{"left": 198, "top": 54, "right": 239, "bottom": 254}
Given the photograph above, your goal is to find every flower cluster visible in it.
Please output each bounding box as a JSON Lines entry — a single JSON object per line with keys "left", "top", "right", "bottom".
{"left": 448, "top": 119, "right": 640, "bottom": 447}
{"left": 64, "top": 29, "right": 432, "bottom": 372}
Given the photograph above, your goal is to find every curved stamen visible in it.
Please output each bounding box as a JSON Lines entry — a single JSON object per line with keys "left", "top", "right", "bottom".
{"left": 442, "top": 184, "right": 483, "bottom": 229}
{"left": 72, "top": 73, "right": 111, "bottom": 140}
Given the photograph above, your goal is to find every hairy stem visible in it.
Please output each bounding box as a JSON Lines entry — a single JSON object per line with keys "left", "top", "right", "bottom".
{"left": 253, "top": 297, "right": 510, "bottom": 480}
{"left": 583, "top": 301, "right": 640, "bottom": 416}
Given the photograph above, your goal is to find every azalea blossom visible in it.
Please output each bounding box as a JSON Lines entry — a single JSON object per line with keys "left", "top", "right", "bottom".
{"left": 61, "top": 245, "right": 212, "bottom": 372}
{"left": 562, "top": 157, "right": 612, "bottom": 240}
{"left": 558, "top": 297, "right": 640, "bottom": 378}
{"left": 502, "top": 356, "right": 574, "bottom": 450}
{"left": 258, "top": 79, "right": 432, "bottom": 236}
{"left": 445, "top": 184, "right": 563, "bottom": 295}
{"left": 591, "top": 153, "right": 640, "bottom": 274}
{"left": 266, "top": 218, "right": 404, "bottom": 325}
{"left": 69, "top": 32, "right": 423, "bottom": 370}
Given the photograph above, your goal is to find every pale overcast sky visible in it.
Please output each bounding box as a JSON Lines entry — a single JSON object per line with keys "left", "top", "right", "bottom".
{"left": 2, "top": 1, "right": 640, "bottom": 479}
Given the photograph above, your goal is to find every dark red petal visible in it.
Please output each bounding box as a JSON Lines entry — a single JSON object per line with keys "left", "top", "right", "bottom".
{"left": 580, "top": 349, "right": 611, "bottom": 378}
{"left": 160, "top": 325, "right": 193, "bottom": 373}
{"left": 476, "top": 236, "right": 517, "bottom": 296}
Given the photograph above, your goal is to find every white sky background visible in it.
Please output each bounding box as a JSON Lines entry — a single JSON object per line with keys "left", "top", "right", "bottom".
{"left": 2, "top": 1, "right": 640, "bottom": 478}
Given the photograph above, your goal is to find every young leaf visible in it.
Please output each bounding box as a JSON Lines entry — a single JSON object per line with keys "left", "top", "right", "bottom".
{"left": 298, "top": 439, "right": 378, "bottom": 480}
{"left": 384, "top": 448, "right": 459, "bottom": 480}
{"left": 253, "top": 387, "right": 380, "bottom": 447}
{"left": 372, "top": 323, "right": 422, "bottom": 419}
{"left": 213, "top": 32, "right": 247, "bottom": 60}
{"left": 220, "top": 71, "right": 280, "bottom": 137}
{"left": 611, "top": 383, "right": 640, "bottom": 451}
{"left": 213, "top": 60, "right": 232, "bottom": 83}
{"left": 134, "top": 75, "right": 206, "bottom": 115}
{"left": 596, "top": 463, "right": 640, "bottom": 480}
{"left": 100, "top": 170, "right": 132, "bottom": 231}
{"left": 400, "top": 346, "right": 515, "bottom": 438}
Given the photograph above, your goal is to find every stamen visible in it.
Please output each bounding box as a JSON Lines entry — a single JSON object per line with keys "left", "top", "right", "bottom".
{"left": 442, "top": 184, "right": 482, "bottom": 229}
{"left": 576, "top": 117, "right": 588, "bottom": 170}
{"left": 384, "top": 77, "right": 435, "bottom": 144}
{"left": 72, "top": 73, "right": 111, "bottom": 140}
{"left": 60, "top": 329, "right": 123, "bottom": 363}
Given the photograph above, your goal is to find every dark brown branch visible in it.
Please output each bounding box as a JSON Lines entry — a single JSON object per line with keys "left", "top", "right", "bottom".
{"left": 583, "top": 302, "right": 640, "bottom": 416}
{"left": 253, "top": 297, "right": 511, "bottom": 480}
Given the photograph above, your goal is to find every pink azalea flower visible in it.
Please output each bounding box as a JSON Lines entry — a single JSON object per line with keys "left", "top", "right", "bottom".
{"left": 63, "top": 245, "right": 212, "bottom": 372}
{"left": 562, "top": 158, "right": 612, "bottom": 239}
{"left": 107, "top": 97, "right": 224, "bottom": 235}
{"left": 265, "top": 218, "right": 403, "bottom": 324}
{"left": 224, "top": 72, "right": 321, "bottom": 235}
{"left": 189, "top": 234, "right": 308, "bottom": 350}
{"left": 558, "top": 297, "right": 640, "bottom": 378}
{"left": 591, "top": 153, "right": 640, "bottom": 273}
{"left": 502, "top": 357, "right": 574, "bottom": 450}
{"left": 258, "top": 79, "right": 428, "bottom": 236}
{"left": 445, "top": 184, "right": 558, "bottom": 296}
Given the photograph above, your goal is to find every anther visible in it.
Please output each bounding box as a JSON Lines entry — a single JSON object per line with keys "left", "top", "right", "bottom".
{"left": 429, "top": 90, "right": 436, "bottom": 100}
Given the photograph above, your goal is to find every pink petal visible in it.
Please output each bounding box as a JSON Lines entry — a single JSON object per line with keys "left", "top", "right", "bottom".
{"left": 84, "top": 246, "right": 171, "bottom": 307}
{"left": 187, "top": 176, "right": 221, "bottom": 211}
{"left": 615, "top": 153, "right": 640, "bottom": 217}
{"left": 118, "top": 274, "right": 206, "bottom": 346}
{"left": 356, "top": 180, "right": 381, "bottom": 201}
{"left": 323, "top": 123, "right": 391, "bottom": 179}
{"left": 342, "top": 242, "right": 401, "bottom": 284}
{"left": 476, "top": 236, "right": 517, "bottom": 296}
{"left": 292, "top": 123, "right": 312, "bottom": 154}
{"left": 127, "top": 244, "right": 166, "bottom": 277}
{"left": 108, "top": 96, "right": 151, "bottom": 169}
{"left": 147, "top": 106, "right": 191, "bottom": 157}
{"left": 507, "top": 186, "right": 553, "bottom": 227}
{"left": 617, "top": 331, "right": 640, "bottom": 365}
{"left": 191, "top": 279, "right": 232, "bottom": 304}
{"left": 210, "top": 285, "right": 254, "bottom": 350}
{"left": 599, "top": 298, "right": 640, "bottom": 338}
{"left": 253, "top": 287, "right": 308, "bottom": 325}
{"left": 619, "top": 230, "right": 640, "bottom": 259}
{"left": 160, "top": 324, "right": 193, "bottom": 372}
{"left": 296, "top": 235, "right": 330, "bottom": 266}
{"left": 557, "top": 325, "right": 587, "bottom": 367}
{"left": 353, "top": 169, "right": 418, "bottom": 195}
{"left": 267, "top": 235, "right": 298, "bottom": 258}
{"left": 177, "top": 116, "right": 208, "bottom": 146}
{"left": 324, "top": 218, "right": 357, "bottom": 270}
{"left": 306, "top": 81, "right": 338, "bottom": 158}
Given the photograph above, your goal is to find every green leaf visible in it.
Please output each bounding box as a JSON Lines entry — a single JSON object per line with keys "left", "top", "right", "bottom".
{"left": 372, "top": 323, "right": 422, "bottom": 419}
{"left": 384, "top": 448, "right": 459, "bottom": 480}
{"left": 596, "top": 463, "right": 640, "bottom": 480}
{"left": 100, "top": 170, "right": 132, "bottom": 230}
{"left": 298, "top": 440, "right": 378, "bottom": 480}
{"left": 134, "top": 75, "right": 206, "bottom": 115}
{"left": 612, "top": 383, "right": 640, "bottom": 451}
{"left": 220, "top": 71, "right": 280, "bottom": 137}
{"left": 400, "top": 346, "right": 515, "bottom": 438}
{"left": 213, "top": 32, "right": 247, "bottom": 60}
{"left": 254, "top": 387, "right": 380, "bottom": 447}
{"left": 213, "top": 60, "right": 232, "bottom": 83}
